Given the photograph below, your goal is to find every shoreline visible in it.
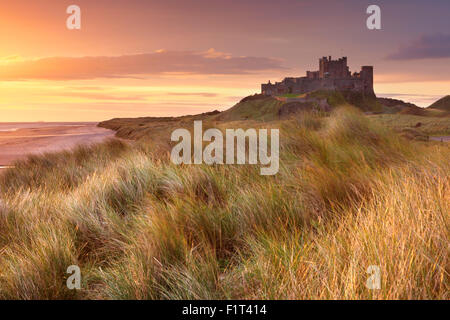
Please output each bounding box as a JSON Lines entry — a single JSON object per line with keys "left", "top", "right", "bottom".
{"left": 0, "top": 123, "right": 116, "bottom": 166}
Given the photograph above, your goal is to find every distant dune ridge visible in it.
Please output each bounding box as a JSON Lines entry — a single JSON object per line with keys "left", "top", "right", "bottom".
{"left": 428, "top": 95, "right": 450, "bottom": 111}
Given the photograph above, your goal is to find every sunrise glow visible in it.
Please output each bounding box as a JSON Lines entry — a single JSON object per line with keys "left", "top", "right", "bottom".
{"left": 0, "top": 0, "right": 449, "bottom": 121}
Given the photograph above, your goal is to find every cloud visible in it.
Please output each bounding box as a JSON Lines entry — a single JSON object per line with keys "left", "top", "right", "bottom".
{"left": 58, "top": 91, "right": 220, "bottom": 101}
{"left": 66, "top": 86, "right": 109, "bottom": 91}
{"left": 166, "top": 92, "right": 218, "bottom": 97}
{"left": 0, "top": 55, "right": 23, "bottom": 61}
{"left": 0, "top": 49, "right": 286, "bottom": 81}
{"left": 56, "top": 92, "right": 148, "bottom": 101}
{"left": 386, "top": 34, "right": 450, "bottom": 60}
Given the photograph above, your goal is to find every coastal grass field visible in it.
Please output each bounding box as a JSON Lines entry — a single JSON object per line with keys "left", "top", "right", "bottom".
{"left": 0, "top": 106, "right": 448, "bottom": 299}
{"left": 369, "top": 113, "right": 450, "bottom": 136}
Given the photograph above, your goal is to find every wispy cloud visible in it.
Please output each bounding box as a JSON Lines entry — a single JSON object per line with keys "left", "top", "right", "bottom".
{"left": 55, "top": 92, "right": 148, "bottom": 101}
{"left": 386, "top": 34, "right": 450, "bottom": 60}
{"left": 65, "top": 86, "right": 109, "bottom": 91}
{"left": 0, "top": 49, "right": 286, "bottom": 81}
{"left": 56, "top": 91, "right": 220, "bottom": 101}
{"left": 166, "top": 92, "right": 218, "bottom": 97}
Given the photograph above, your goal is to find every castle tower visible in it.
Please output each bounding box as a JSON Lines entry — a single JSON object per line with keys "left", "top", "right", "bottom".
{"left": 319, "top": 56, "right": 328, "bottom": 78}
{"left": 360, "top": 66, "right": 374, "bottom": 94}
{"left": 319, "top": 56, "right": 351, "bottom": 79}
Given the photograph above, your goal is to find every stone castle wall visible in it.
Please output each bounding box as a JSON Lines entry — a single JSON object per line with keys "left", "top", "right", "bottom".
{"left": 261, "top": 56, "right": 374, "bottom": 96}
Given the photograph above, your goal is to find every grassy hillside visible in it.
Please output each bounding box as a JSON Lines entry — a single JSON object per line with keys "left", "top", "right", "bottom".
{"left": 212, "top": 95, "right": 283, "bottom": 121}
{"left": 369, "top": 113, "right": 450, "bottom": 137}
{"left": 0, "top": 107, "right": 448, "bottom": 299}
{"left": 99, "top": 91, "right": 386, "bottom": 140}
{"left": 428, "top": 95, "right": 450, "bottom": 111}
{"left": 98, "top": 110, "right": 220, "bottom": 141}
{"left": 376, "top": 97, "right": 427, "bottom": 115}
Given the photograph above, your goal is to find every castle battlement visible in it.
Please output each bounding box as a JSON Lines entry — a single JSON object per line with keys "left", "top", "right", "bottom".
{"left": 262, "top": 56, "right": 374, "bottom": 96}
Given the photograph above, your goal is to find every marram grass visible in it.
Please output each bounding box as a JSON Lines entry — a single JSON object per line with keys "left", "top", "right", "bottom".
{"left": 0, "top": 107, "right": 448, "bottom": 299}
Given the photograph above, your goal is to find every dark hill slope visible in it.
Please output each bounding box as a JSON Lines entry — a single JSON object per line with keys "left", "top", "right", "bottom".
{"left": 428, "top": 95, "right": 450, "bottom": 111}
{"left": 376, "top": 97, "right": 425, "bottom": 115}
{"left": 211, "top": 95, "right": 283, "bottom": 121}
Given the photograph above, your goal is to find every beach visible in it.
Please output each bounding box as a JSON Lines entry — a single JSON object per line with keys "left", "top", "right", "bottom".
{"left": 0, "top": 122, "right": 116, "bottom": 166}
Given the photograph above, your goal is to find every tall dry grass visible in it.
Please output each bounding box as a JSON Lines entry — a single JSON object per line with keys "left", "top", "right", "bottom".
{"left": 0, "top": 107, "right": 448, "bottom": 299}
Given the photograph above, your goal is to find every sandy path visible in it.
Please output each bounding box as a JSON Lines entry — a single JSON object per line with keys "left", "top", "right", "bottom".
{"left": 0, "top": 123, "right": 116, "bottom": 166}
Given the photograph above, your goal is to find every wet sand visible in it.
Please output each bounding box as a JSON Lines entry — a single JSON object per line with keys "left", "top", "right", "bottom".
{"left": 0, "top": 123, "right": 116, "bottom": 166}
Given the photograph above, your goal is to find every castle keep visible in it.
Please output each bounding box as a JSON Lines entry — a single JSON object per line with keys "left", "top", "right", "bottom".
{"left": 261, "top": 56, "right": 374, "bottom": 96}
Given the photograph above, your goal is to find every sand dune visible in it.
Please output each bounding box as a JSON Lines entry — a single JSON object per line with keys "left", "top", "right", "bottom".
{"left": 0, "top": 123, "right": 116, "bottom": 166}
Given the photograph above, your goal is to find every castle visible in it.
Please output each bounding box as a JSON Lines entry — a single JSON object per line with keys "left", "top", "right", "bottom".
{"left": 261, "top": 56, "right": 374, "bottom": 96}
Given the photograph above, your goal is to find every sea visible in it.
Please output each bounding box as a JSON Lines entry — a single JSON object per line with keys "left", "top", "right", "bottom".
{"left": 0, "top": 122, "right": 96, "bottom": 132}
{"left": 0, "top": 122, "right": 111, "bottom": 168}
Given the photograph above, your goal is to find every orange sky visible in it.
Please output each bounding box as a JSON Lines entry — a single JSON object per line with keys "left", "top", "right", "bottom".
{"left": 1, "top": 0, "right": 449, "bottom": 122}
